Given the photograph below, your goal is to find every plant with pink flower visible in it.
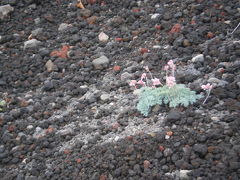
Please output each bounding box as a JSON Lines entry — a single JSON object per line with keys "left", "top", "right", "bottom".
{"left": 166, "top": 76, "right": 176, "bottom": 88}
{"left": 201, "top": 83, "right": 213, "bottom": 104}
{"left": 129, "top": 61, "right": 203, "bottom": 116}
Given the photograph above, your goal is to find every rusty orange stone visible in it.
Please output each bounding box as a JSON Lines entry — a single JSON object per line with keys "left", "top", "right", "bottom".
{"left": 169, "top": 23, "right": 181, "bottom": 34}
{"left": 132, "top": 8, "right": 140, "bottom": 13}
{"left": 115, "top": 38, "right": 123, "bottom": 42}
{"left": 86, "top": 16, "right": 98, "bottom": 24}
{"left": 45, "top": 127, "right": 54, "bottom": 134}
{"left": 166, "top": 131, "right": 173, "bottom": 136}
{"left": 140, "top": 48, "right": 149, "bottom": 54}
{"left": 8, "top": 125, "right": 15, "bottom": 132}
{"left": 207, "top": 32, "right": 214, "bottom": 38}
{"left": 100, "top": 175, "right": 107, "bottom": 180}
{"left": 155, "top": 25, "right": 161, "bottom": 30}
{"left": 191, "top": 20, "right": 196, "bottom": 24}
{"left": 159, "top": 145, "right": 165, "bottom": 152}
{"left": 63, "top": 149, "right": 71, "bottom": 154}
{"left": 113, "top": 65, "right": 121, "bottom": 72}
{"left": 50, "top": 45, "right": 70, "bottom": 59}
{"left": 76, "top": 158, "right": 82, "bottom": 163}
{"left": 143, "top": 160, "right": 150, "bottom": 169}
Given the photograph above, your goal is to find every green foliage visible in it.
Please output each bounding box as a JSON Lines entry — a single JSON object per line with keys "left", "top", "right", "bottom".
{"left": 0, "top": 100, "right": 6, "bottom": 112}
{"left": 137, "top": 84, "right": 202, "bottom": 116}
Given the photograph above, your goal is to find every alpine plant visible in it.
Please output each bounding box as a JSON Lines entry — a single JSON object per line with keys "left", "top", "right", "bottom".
{"left": 129, "top": 60, "right": 204, "bottom": 116}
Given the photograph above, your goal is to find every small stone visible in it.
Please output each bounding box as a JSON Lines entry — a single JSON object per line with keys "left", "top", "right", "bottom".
{"left": 207, "top": 32, "right": 214, "bottom": 38}
{"left": 0, "top": 145, "right": 5, "bottom": 153}
{"left": 174, "top": 12, "right": 182, "bottom": 18}
{"left": 24, "top": 39, "right": 41, "bottom": 50}
{"left": 34, "top": 17, "right": 41, "bottom": 24}
{"left": 43, "top": 13, "right": 54, "bottom": 22}
{"left": 210, "top": 116, "right": 219, "bottom": 122}
{"left": 86, "top": 16, "right": 97, "bottom": 24}
{"left": 179, "top": 170, "right": 191, "bottom": 180}
{"left": 80, "top": 9, "right": 92, "bottom": 18}
{"left": 152, "top": 104, "right": 160, "bottom": 112}
{"left": 27, "top": 125, "right": 34, "bottom": 129}
{"left": 39, "top": 48, "right": 50, "bottom": 57}
{"left": 0, "top": 5, "right": 14, "bottom": 20}
{"left": 237, "top": 82, "right": 240, "bottom": 88}
{"left": 169, "top": 23, "right": 181, "bottom": 33}
{"left": 56, "top": 128, "right": 74, "bottom": 136}
{"left": 120, "top": 72, "right": 133, "bottom": 81}
{"left": 166, "top": 111, "right": 181, "bottom": 123}
{"left": 43, "top": 81, "right": 54, "bottom": 91}
{"left": 151, "top": 13, "right": 160, "bottom": 19}
{"left": 92, "top": 55, "right": 110, "bottom": 70}
{"left": 192, "top": 54, "right": 204, "bottom": 63}
{"left": 98, "top": 32, "right": 109, "bottom": 42}
{"left": 153, "top": 45, "right": 161, "bottom": 49}
{"left": 143, "top": 160, "right": 150, "bottom": 169}
{"left": 113, "top": 65, "right": 121, "bottom": 72}
{"left": 45, "top": 60, "right": 57, "bottom": 72}
{"left": 2, "top": 0, "right": 17, "bottom": 5}
{"left": 31, "top": 28, "right": 43, "bottom": 37}
{"left": 163, "top": 148, "right": 173, "bottom": 157}
{"left": 183, "top": 39, "right": 191, "bottom": 47}
{"left": 58, "top": 23, "right": 71, "bottom": 31}
{"left": 193, "top": 144, "right": 208, "bottom": 157}
{"left": 165, "top": 135, "right": 170, "bottom": 140}
{"left": 0, "top": 80, "right": 6, "bottom": 86}
{"left": 33, "top": 127, "right": 46, "bottom": 139}
{"left": 99, "top": 174, "right": 107, "bottom": 180}
{"left": 140, "top": 48, "right": 149, "bottom": 54}
{"left": 100, "top": 94, "right": 110, "bottom": 101}
{"left": 229, "top": 162, "right": 240, "bottom": 170}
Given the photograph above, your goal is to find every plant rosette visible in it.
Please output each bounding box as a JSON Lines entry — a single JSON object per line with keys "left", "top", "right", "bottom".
{"left": 129, "top": 61, "right": 210, "bottom": 116}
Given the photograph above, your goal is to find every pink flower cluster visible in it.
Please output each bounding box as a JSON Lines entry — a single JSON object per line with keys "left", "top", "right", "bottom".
{"left": 201, "top": 83, "right": 213, "bottom": 90}
{"left": 166, "top": 76, "right": 176, "bottom": 88}
{"left": 129, "top": 60, "right": 178, "bottom": 89}
{"left": 164, "top": 60, "right": 176, "bottom": 88}
{"left": 201, "top": 83, "right": 213, "bottom": 104}
{"left": 129, "top": 66, "right": 162, "bottom": 89}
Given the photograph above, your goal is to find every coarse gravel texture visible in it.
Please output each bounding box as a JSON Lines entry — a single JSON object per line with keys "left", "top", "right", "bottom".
{"left": 0, "top": 0, "right": 240, "bottom": 179}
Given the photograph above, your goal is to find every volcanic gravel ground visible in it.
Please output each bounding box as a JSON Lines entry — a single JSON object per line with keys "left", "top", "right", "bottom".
{"left": 0, "top": 0, "right": 240, "bottom": 179}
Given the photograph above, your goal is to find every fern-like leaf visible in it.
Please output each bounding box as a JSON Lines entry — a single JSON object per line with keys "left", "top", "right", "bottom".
{"left": 137, "top": 84, "right": 202, "bottom": 116}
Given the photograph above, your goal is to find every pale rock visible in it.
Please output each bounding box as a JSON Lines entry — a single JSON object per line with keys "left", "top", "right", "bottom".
{"left": 151, "top": 13, "right": 160, "bottom": 19}
{"left": 33, "top": 127, "right": 46, "bottom": 139}
{"left": 192, "top": 54, "right": 204, "bottom": 63}
{"left": 0, "top": 5, "right": 14, "bottom": 20}
{"left": 34, "top": 17, "right": 41, "bottom": 24}
{"left": 56, "top": 128, "right": 74, "bottom": 136}
{"left": 153, "top": 45, "right": 161, "bottom": 49}
{"left": 211, "top": 116, "right": 219, "bottom": 122}
{"left": 98, "top": 32, "right": 109, "bottom": 42}
{"left": 133, "top": 89, "right": 141, "bottom": 96}
{"left": 92, "top": 55, "right": 110, "bottom": 69}
{"left": 100, "top": 94, "right": 110, "bottom": 101}
{"left": 58, "top": 23, "right": 70, "bottom": 31}
{"left": 121, "top": 72, "right": 133, "bottom": 81}
{"left": 45, "top": 60, "right": 56, "bottom": 72}
{"left": 179, "top": 170, "right": 191, "bottom": 180}
{"left": 24, "top": 39, "right": 41, "bottom": 50}
{"left": 27, "top": 125, "right": 34, "bottom": 129}
{"left": 31, "top": 28, "right": 43, "bottom": 37}
{"left": 237, "top": 82, "right": 240, "bottom": 88}
{"left": 165, "top": 135, "right": 170, "bottom": 140}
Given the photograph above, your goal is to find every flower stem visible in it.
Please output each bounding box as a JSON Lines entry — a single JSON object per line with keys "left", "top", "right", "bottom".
{"left": 203, "top": 89, "right": 211, "bottom": 104}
